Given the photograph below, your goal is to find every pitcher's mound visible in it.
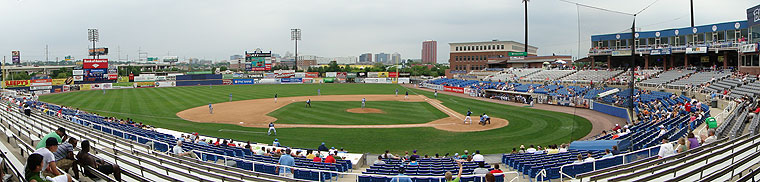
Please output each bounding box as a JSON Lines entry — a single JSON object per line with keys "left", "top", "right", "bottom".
{"left": 346, "top": 108, "right": 385, "bottom": 113}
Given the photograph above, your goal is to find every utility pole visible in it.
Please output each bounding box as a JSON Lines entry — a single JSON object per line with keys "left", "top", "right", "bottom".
{"left": 629, "top": 16, "right": 637, "bottom": 124}
{"left": 291, "top": 29, "right": 301, "bottom": 70}
{"left": 523, "top": 0, "right": 530, "bottom": 54}
{"left": 690, "top": 0, "right": 694, "bottom": 27}
{"left": 45, "top": 44, "right": 49, "bottom": 63}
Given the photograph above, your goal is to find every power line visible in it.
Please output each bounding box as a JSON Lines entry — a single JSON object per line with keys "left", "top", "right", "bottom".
{"left": 635, "top": 0, "right": 661, "bottom": 15}
{"left": 559, "top": 0, "right": 634, "bottom": 16}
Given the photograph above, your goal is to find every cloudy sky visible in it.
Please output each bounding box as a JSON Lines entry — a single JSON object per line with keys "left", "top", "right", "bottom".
{"left": 0, "top": 0, "right": 756, "bottom": 63}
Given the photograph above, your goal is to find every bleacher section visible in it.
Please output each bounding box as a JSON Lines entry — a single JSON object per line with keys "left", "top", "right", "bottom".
{"left": 611, "top": 70, "right": 662, "bottom": 84}
{"left": 359, "top": 158, "right": 509, "bottom": 182}
{"left": 667, "top": 70, "right": 732, "bottom": 88}
{"left": 490, "top": 68, "right": 542, "bottom": 82}
{"left": 561, "top": 70, "right": 623, "bottom": 83}
{"left": 640, "top": 69, "right": 695, "bottom": 86}
{"left": 524, "top": 70, "right": 576, "bottom": 82}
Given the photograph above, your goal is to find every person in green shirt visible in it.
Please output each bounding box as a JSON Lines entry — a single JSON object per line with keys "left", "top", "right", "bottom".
{"left": 444, "top": 160, "right": 463, "bottom": 182}
{"left": 36, "top": 128, "right": 66, "bottom": 150}
{"left": 24, "top": 153, "right": 72, "bottom": 182}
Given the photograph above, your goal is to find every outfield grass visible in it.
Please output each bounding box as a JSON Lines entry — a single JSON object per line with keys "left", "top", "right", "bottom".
{"left": 39, "top": 84, "right": 591, "bottom": 154}
{"left": 269, "top": 101, "right": 448, "bottom": 125}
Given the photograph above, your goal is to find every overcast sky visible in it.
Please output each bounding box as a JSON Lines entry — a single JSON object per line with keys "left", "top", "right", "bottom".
{"left": 1, "top": 0, "right": 756, "bottom": 63}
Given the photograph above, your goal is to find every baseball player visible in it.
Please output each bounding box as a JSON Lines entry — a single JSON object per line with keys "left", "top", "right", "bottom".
{"left": 405, "top": 91, "right": 409, "bottom": 100}
{"left": 229, "top": 93, "right": 232, "bottom": 102}
{"left": 208, "top": 103, "right": 213, "bottom": 114}
{"left": 274, "top": 93, "right": 278, "bottom": 103}
{"left": 361, "top": 98, "right": 366, "bottom": 108}
{"left": 434, "top": 90, "right": 438, "bottom": 99}
{"left": 463, "top": 110, "right": 472, "bottom": 124}
{"left": 268, "top": 122, "right": 277, "bottom": 136}
{"left": 306, "top": 99, "right": 312, "bottom": 108}
{"left": 318, "top": 88, "right": 321, "bottom": 96}
{"left": 482, "top": 113, "right": 491, "bottom": 125}
{"left": 273, "top": 139, "right": 280, "bottom": 147}
{"left": 395, "top": 88, "right": 399, "bottom": 97}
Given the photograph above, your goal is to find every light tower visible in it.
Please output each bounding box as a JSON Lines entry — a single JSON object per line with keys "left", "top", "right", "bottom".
{"left": 291, "top": 29, "right": 301, "bottom": 70}
{"left": 88, "top": 29, "right": 99, "bottom": 59}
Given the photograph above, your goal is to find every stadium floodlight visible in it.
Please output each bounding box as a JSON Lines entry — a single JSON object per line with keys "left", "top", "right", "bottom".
{"left": 88, "top": 28, "right": 99, "bottom": 58}
{"left": 523, "top": 0, "right": 529, "bottom": 54}
{"left": 291, "top": 29, "right": 301, "bottom": 70}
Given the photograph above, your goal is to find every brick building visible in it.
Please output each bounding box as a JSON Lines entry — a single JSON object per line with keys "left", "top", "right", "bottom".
{"left": 448, "top": 40, "right": 537, "bottom": 72}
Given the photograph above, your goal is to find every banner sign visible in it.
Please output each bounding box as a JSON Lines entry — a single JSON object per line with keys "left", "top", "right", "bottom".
{"left": 650, "top": 48, "right": 671, "bottom": 55}
{"left": 363, "top": 78, "right": 388, "bottom": 83}
{"left": 11, "top": 51, "right": 20, "bottom": 64}
{"left": 336, "top": 72, "right": 347, "bottom": 78}
{"left": 223, "top": 79, "right": 233, "bottom": 85}
{"left": 388, "top": 72, "right": 399, "bottom": 78}
{"left": 611, "top": 50, "right": 632, "bottom": 56}
{"left": 294, "top": 72, "right": 306, "bottom": 78}
{"left": 233, "top": 79, "right": 254, "bottom": 85}
{"left": 108, "top": 74, "right": 118, "bottom": 80}
{"left": 73, "top": 76, "right": 84, "bottom": 81}
{"left": 88, "top": 48, "right": 109, "bottom": 56}
{"left": 443, "top": 86, "right": 465, "bottom": 93}
{"left": 52, "top": 79, "right": 67, "bottom": 85}
{"left": 368, "top": 72, "right": 379, "bottom": 78}
{"left": 748, "top": 4, "right": 760, "bottom": 26}
{"left": 63, "top": 85, "right": 70, "bottom": 92}
{"left": 83, "top": 59, "right": 109, "bottom": 69}
{"left": 686, "top": 47, "right": 708, "bottom": 54}
{"left": 134, "top": 74, "right": 157, "bottom": 82}
{"left": 30, "top": 86, "right": 53, "bottom": 90}
{"left": 280, "top": 78, "right": 303, "bottom": 83}
{"left": 155, "top": 81, "right": 176, "bottom": 87}
{"left": 4, "top": 80, "right": 29, "bottom": 87}
{"left": 323, "top": 77, "right": 335, "bottom": 83}
{"left": 73, "top": 70, "right": 84, "bottom": 76}
{"left": 398, "top": 78, "right": 410, "bottom": 84}
{"left": 30, "top": 79, "right": 52, "bottom": 86}
{"left": 346, "top": 72, "right": 357, "bottom": 78}
{"left": 326, "top": 72, "right": 337, "bottom": 77}
{"left": 378, "top": 72, "right": 389, "bottom": 78}
{"left": 306, "top": 72, "right": 319, "bottom": 78}
{"left": 740, "top": 43, "right": 758, "bottom": 53}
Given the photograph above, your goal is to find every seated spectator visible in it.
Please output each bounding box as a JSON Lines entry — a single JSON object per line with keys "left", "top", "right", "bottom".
{"left": 703, "top": 129, "right": 717, "bottom": 144}
{"left": 317, "top": 143, "right": 327, "bottom": 151}
{"left": 33, "top": 138, "right": 61, "bottom": 177}
{"left": 172, "top": 140, "right": 198, "bottom": 159}
{"left": 275, "top": 149, "right": 295, "bottom": 178}
{"left": 573, "top": 154, "right": 584, "bottom": 164}
{"left": 687, "top": 133, "right": 701, "bottom": 149}
{"left": 313, "top": 154, "right": 322, "bottom": 163}
{"left": 373, "top": 156, "right": 386, "bottom": 165}
{"left": 510, "top": 148, "right": 518, "bottom": 154}
{"left": 611, "top": 146, "right": 620, "bottom": 155}
{"left": 25, "top": 154, "right": 72, "bottom": 182}
{"left": 485, "top": 173, "right": 496, "bottom": 182}
{"left": 77, "top": 140, "right": 122, "bottom": 181}
{"left": 472, "top": 150, "right": 484, "bottom": 162}
{"left": 583, "top": 153, "right": 596, "bottom": 162}
{"left": 473, "top": 162, "right": 489, "bottom": 174}
{"left": 390, "top": 166, "right": 412, "bottom": 182}
{"left": 489, "top": 164, "right": 503, "bottom": 174}
{"left": 324, "top": 152, "right": 336, "bottom": 163}
{"left": 461, "top": 150, "right": 469, "bottom": 159}
{"left": 382, "top": 150, "right": 399, "bottom": 159}
{"left": 51, "top": 138, "right": 79, "bottom": 179}
{"left": 519, "top": 145, "right": 526, "bottom": 153}
{"left": 525, "top": 145, "right": 537, "bottom": 153}
{"left": 306, "top": 150, "right": 316, "bottom": 160}
{"left": 559, "top": 144, "right": 569, "bottom": 153}
{"left": 602, "top": 149, "right": 613, "bottom": 158}
{"left": 37, "top": 127, "right": 66, "bottom": 150}
{"left": 546, "top": 145, "right": 559, "bottom": 154}
{"left": 676, "top": 138, "right": 688, "bottom": 153}
{"left": 408, "top": 156, "right": 418, "bottom": 166}
{"left": 411, "top": 150, "right": 420, "bottom": 159}
{"left": 658, "top": 138, "right": 675, "bottom": 158}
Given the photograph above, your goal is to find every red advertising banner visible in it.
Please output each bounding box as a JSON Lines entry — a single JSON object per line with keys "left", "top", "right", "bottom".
{"left": 83, "top": 59, "right": 109, "bottom": 69}
{"left": 388, "top": 72, "right": 399, "bottom": 78}
{"left": 443, "top": 86, "right": 464, "bottom": 93}
{"left": 265, "top": 64, "right": 272, "bottom": 70}
{"left": 306, "top": 72, "right": 319, "bottom": 78}
{"left": 223, "top": 79, "right": 233, "bottom": 85}
{"left": 108, "top": 74, "right": 118, "bottom": 80}
{"left": 336, "top": 72, "right": 347, "bottom": 78}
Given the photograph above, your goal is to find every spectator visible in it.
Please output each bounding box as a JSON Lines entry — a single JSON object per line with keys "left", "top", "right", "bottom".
{"left": 583, "top": 153, "right": 596, "bottom": 162}
{"left": 703, "top": 129, "right": 718, "bottom": 144}
{"left": 390, "top": 166, "right": 412, "bottom": 182}
{"left": 408, "top": 156, "right": 418, "bottom": 166}
{"left": 402, "top": 151, "right": 410, "bottom": 161}
{"left": 276, "top": 149, "right": 295, "bottom": 178}
{"left": 484, "top": 173, "right": 496, "bottom": 182}
{"left": 611, "top": 146, "right": 621, "bottom": 155}
{"left": 472, "top": 150, "right": 484, "bottom": 162}
{"left": 36, "top": 127, "right": 66, "bottom": 150}
{"left": 24, "top": 154, "right": 72, "bottom": 182}
{"left": 546, "top": 145, "right": 559, "bottom": 154}
{"left": 33, "top": 137, "right": 61, "bottom": 177}
{"left": 473, "top": 162, "right": 489, "bottom": 174}
{"left": 373, "top": 156, "right": 386, "bottom": 165}
{"left": 559, "top": 144, "right": 569, "bottom": 153}
{"left": 687, "top": 133, "right": 701, "bottom": 149}
{"left": 51, "top": 138, "right": 79, "bottom": 179}
{"left": 444, "top": 161, "right": 463, "bottom": 182}
{"left": 658, "top": 138, "right": 675, "bottom": 158}
{"left": 526, "top": 145, "right": 537, "bottom": 153}
{"left": 490, "top": 164, "right": 503, "bottom": 174}
{"left": 676, "top": 138, "right": 688, "bottom": 153}
{"left": 77, "top": 140, "right": 122, "bottom": 181}
{"left": 173, "top": 140, "right": 198, "bottom": 159}
{"left": 573, "top": 154, "right": 584, "bottom": 164}
{"left": 411, "top": 150, "right": 420, "bottom": 159}
{"left": 460, "top": 150, "right": 469, "bottom": 159}
{"left": 382, "top": 150, "right": 399, "bottom": 159}
{"left": 324, "top": 152, "right": 336, "bottom": 163}
{"left": 510, "top": 148, "right": 518, "bottom": 154}
{"left": 313, "top": 154, "right": 322, "bottom": 163}
{"left": 602, "top": 149, "right": 613, "bottom": 158}
{"left": 519, "top": 145, "right": 526, "bottom": 153}
{"left": 306, "top": 150, "right": 316, "bottom": 160}
{"left": 273, "top": 139, "right": 280, "bottom": 147}
{"left": 658, "top": 125, "right": 667, "bottom": 137}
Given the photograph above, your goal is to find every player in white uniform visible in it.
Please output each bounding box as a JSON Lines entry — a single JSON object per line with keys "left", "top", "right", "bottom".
{"left": 268, "top": 122, "right": 276, "bottom": 136}
{"left": 361, "top": 98, "right": 366, "bottom": 108}
{"left": 463, "top": 110, "right": 472, "bottom": 124}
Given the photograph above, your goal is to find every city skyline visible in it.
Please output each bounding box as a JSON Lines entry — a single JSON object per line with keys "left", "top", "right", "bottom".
{"left": 0, "top": 0, "right": 753, "bottom": 63}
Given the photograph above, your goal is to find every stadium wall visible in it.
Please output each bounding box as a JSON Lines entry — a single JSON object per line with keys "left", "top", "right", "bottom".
{"left": 591, "top": 101, "right": 630, "bottom": 121}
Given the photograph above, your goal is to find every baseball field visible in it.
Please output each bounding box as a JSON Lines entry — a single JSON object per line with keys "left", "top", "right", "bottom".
{"left": 39, "top": 84, "right": 591, "bottom": 154}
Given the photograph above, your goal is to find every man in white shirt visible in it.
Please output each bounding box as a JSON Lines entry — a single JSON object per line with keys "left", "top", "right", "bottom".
{"left": 657, "top": 138, "right": 675, "bottom": 158}
{"left": 472, "top": 150, "right": 485, "bottom": 162}
{"left": 658, "top": 125, "right": 667, "bottom": 137}
{"left": 33, "top": 137, "right": 61, "bottom": 177}
{"left": 525, "top": 145, "right": 537, "bottom": 153}
{"left": 583, "top": 153, "right": 596, "bottom": 162}
{"left": 703, "top": 129, "right": 718, "bottom": 144}
{"left": 173, "top": 140, "right": 198, "bottom": 159}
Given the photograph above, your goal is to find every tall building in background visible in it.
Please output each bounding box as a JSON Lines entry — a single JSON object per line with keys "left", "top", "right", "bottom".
{"left": 375, "top": 53, "right": 390, "bottom": 64}
{"left": 229, "top": 55, "right": 244, "bottom": 60}
{"left": 359, "top": 53, "right": 373, "bottom": 63}
{"left": 391, "top": 52, "right": 401, "bottom": 64}
{"left": 422, "top": 40, "right": 437, "bottom": 64}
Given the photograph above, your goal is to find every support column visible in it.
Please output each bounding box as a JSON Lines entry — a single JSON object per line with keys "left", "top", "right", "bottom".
{"left": 684, "top": 54, "right": 689, "bottom": 67}
{"left": 723, "top": 51, "right": 728, "bottom": 69}
{"left": 662, "top": 56, "right": 667, "bottom": 69}
{"left": 591, "top": 57, "right": 595, "bottom": 68}
{"left": 670, "top": 54, "right": 675, "bottom": 68}
{"left": 607, "top": 55, "right": 612, "bottom": 69}
{"left": 644, "top": 55, "right": 650, "bottom": 69}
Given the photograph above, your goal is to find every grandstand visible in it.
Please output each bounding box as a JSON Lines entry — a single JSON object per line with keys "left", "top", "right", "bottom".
{"left": 523, "top": 70, "right": 576, "bottom": 82}
{"left": 667, "top": 70, "right": 733, "bottom": 88}
{"left": 489, "top": 68, "right": 542, "bottom": 82}
{"left": 560, "top": 70, "right": 624, "bottom": 83}
{"left": 639, "top": 69, "right": 696, "bottom": 87}
{"left": 608, "top": 69, "right": 662, "bottom": 85}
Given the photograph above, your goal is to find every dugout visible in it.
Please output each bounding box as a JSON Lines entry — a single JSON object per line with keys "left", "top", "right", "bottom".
{"left": 484, "top": 89, "right": 545, "bottom": 104}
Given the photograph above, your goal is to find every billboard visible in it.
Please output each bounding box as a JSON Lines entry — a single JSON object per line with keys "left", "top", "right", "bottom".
{"left": 30, "top": 79, "right": 52, "bottom": 87}
{"left": 611, "top": 50, "right": 632, "bottom": 56}
{"left": 280, "top": 78, "right": 302, "bottom": 83}
{"left": 246, "top": 50, "right": 271, "bottom": 71}
{"left": 88, "top": 48, "right": 109, "bottom": 56}
{"left": 444, "top": 86, "right": 465, "bottom": 93}
{"left": 326, "top": 72, "right": 337, "bottom": 77}
{"left": 73, "top": 70, "right": 84, "bottom": 75}
{"left": 223, "top": 79, "right": 233, "bottom": 85}
{"left": 155, "top": 81, "right": 176, "bottom": 87}
{"left": 233, "top": 79, "right": 254, "bottom": 85}
{"left": 650, "top": 49, "right": 671, "bottom": 55}
{"left": 4, "top": 80, "right": 30, "bottom": 87}
{"left": 388, "top": 72, "right": 399, "bottom": 78}
{"left": 686, "top": 47, "right": 708, "bottom": 54}
{"left": 378, "top": 72, "right": 389, "bottom": 78}
{"left": 306, "top": 72, "right": 319, "bottom": 78}
{"left": 748, "top": 4, "right": 760, "bottom": 26}
{"left": 83, "top": 59, "right": 109, "bottom": 69}
{"left": 11, "top": 51, "right": 20, "bottom": 64}
{"left": 73, "top": 76, "right": 84, "bottom": 81}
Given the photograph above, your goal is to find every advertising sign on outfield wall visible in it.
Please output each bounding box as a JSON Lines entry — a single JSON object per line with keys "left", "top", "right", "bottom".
{"left": 82, "top": 59, "right": 109, "bottom": 69}
{"left": 280, "top": 78, "right": 303, "bottom": 83}
{"left": 232, "top": 79, "right": 254, "bottom": 85}
{"left": 363, "top": 78, "right": 388, "bottom": 84}
{"left": 336, "top": 72, "right": 347, "bottom": 78}
{"left": 368, "top": 72, "right": 379, "bottom": 78}
{"left": 30, "top": 79, "right": 52, "bottom": 87}
{"left": 294, "top": 72, "right": 306, "bottom": 78}
{"left": 155, "top": 81, "right": 176, "bottom": 87}
{"left": 73, "top": 76, "right": 84, "bottom": 81}
{"left": 306, "top": 72, "right": 319, "bottom": 78}
{"left": 72, "top": 70, "right": 84, "bottom": 76}
{"left": 325, "top": 72, "right": 337, "bottom": 78}
{"left": 4, "top": 80, "right": 30, "bottom": 88}
{"left": 398, "top": 78, "right": 410, "bottom": 84}
{"left": 443, "top": 86, "right": 464, "bottom": 93}
{"left": 223, "top": 79, "right": 233, "bottom": 85}
{"left": 52, "top": 79, "right": 67, "bottom": 85}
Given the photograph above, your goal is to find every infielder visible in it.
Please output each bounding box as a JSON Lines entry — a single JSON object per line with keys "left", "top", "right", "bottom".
{"left": 318, "top": 89, "right": 321, "bottom": 96}
{"left": 361, "top": 98, "right": 366, "bottom": 108}
{"left": 268, "top": 122, "right": 277, "bottom": 136}
{"left": 229, "top": 93, "right": 232, "bottom": 102}
{"left": 306, "top": 99, "right": 312, "bottom": 108}
{"left": 434, "top": 90, "right": 438, "bottom": 99}
{"left": 208, "top": 103, "right": 213, "bottom": 114}
{"left": 463, "top": 110, "right": 472, "bottom": 124}
{"left": 395, "top": 88, "right": 399, "bottom": 97}
{"left": 274, "top": 93, "right": 278, "bottom": 103}
{"left": 405, "top": 91, "right": 409, "bottom": 100}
